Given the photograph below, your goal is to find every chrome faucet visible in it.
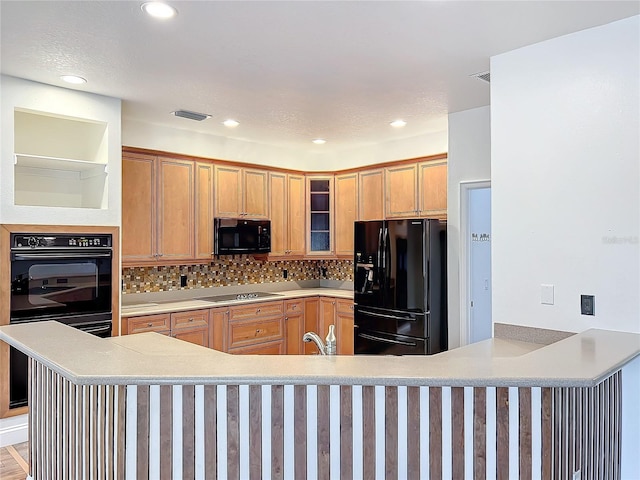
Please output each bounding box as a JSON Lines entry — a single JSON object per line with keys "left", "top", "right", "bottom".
{"left": 303, "top": 325, "right": 337, "bottom": 355}
{"left": 303, "top": 331, "right": 327, "bottom": 355}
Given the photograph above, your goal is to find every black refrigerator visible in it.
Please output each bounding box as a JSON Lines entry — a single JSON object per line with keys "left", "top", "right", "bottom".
{"left": 353, "top": 219, "right": 447, "bottom": 355}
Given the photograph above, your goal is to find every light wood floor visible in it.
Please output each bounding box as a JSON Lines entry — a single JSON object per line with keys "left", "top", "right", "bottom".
{"left": 0, "top": 442, "right": 28, "bottom": 480}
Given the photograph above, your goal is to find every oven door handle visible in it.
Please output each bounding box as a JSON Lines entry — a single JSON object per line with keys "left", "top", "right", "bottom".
{"left": 358, "top": 332, "right": 417, "bottom": 347}
{"left": 12, "top": 252, "right": 112, "bottom": 260}
{"left": 79, "top": 325, "right": 112, "bottom": 336}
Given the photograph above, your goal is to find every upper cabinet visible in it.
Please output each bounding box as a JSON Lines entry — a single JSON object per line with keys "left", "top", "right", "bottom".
{"left": 306, "top": 175, "right": 334, "bottom": 256}
{"left": 334, "top": 172, "right": 358, "bottom": 257}
{"left": 269, "top": 172, "right": 305, "bottom": 258}
{"left": 385, "top": 157, "right": 448, "bottom": 219}
{"left": 358, "top": 168, "right": 385, "bottom": 221}
{"left": 385, "top": 163, "right": 419, "bottom": 218}
{"left": 418, "top": 159, "right": 447, "bottom": 217}
{"left": 194, "top": 162, "right": 214, "bottom": 260}
{"left": 122, "top": 152, "right": 195, "bottom": 264}
{"left": 214, "top": 165, "right": 268, "bottom": 219}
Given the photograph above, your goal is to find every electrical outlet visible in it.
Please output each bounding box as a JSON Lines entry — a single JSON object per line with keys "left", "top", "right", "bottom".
{"left": 581, "top": 295, "right": 594, "bottom": 316}
{"left": 283, "top": 269, "right": 288, "bottom": 279}
{"left": 180, "top": 274, "right": 188, "bottom": 288}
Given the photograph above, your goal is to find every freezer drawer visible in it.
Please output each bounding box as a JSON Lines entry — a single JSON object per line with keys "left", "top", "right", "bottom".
{"left": 354, "top": 329, "right": 429, "bottom": 355}
{"left": 355, "top": 305, "right": 428, "bottom": 338}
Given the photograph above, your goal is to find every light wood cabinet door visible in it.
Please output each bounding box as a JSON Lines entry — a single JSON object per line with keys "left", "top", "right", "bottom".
{"left": 195, "top": 162, "right": 214, "bottom": 259}
{"left": 171, "top": 309, "right": 209, "bottom": 330}
{"left": 334, "top": 173, "right": 358, "bottom": 257}
{"left": 269, "top": 172, "right": 287, "bottom": 257}
{"left": 172, "top": 325, "right": 209, "bottom": 347}
{"left": 214, "top": 165, "right": 243, "bottom": 218}
{"left": 284, "top": 300, "right": 304, "bottom": 355}
{"left": 123, "top": 313, "right": 171, "bottom": 335}
{"left": 303, "top": 297, "right": 319, "bottom": 355}
{"left": 122, "top": 153, "right": 156, "bottom": 262}
{"left": 307, "top": 176, "right": 334, "bottom": 256}
{"left": 287, "top": 174, "right": 306, "bottom": 256}
{"left": 243, "top": 168, "right": 269, "bottom": 219}
{"left": 358, "top": 168, "right": 384, "bottom": 221}
{"left": 230, "top": 340, "right": 284, "bottom": 355}
{"left": 318, "top": 297, "right": 336, "bottom": 341}
{"left": 385, "top": 164, "right": 418, "bottom": 218}
{"left": 336, "top": 299, "right": 354, "bottom": 355}
{"left": 209, "top": 307, "right": 229, "bottom": 352}
{"left": 418, "top": 159, "right": 447, "bottom": 217}
{"left": 157, "top": 158, "right": 194, "bottom": 261}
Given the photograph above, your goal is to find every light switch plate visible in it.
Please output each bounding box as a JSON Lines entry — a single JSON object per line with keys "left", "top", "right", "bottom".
{"left": 541, "top": 284, "right": 554, "bottom": 305}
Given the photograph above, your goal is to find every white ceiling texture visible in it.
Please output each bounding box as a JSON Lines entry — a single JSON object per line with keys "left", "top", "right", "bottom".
{"left": 2, "top": 1, "right": 639, "bottom": 154}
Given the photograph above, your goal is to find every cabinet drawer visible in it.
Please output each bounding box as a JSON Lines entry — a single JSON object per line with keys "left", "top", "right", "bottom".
{"left": 229, "top": 301, "right": 284, "bottom": 320}
{"left": 125, "top": 314, "right": 171, "bottom": 334}
{"left": 284, "top": 299, "right": 304, "bottom": 315}
{"left": 228, "top": 317, "right": 284, "bottom": 349}
{"left": 229, "top": 340, "right": 284, "bottom": 355}
{"left": 171, "top": 309, "right": 209, "bottom": 330}
{"left": 336, "top": 299, "right": 354, "bottom": 314}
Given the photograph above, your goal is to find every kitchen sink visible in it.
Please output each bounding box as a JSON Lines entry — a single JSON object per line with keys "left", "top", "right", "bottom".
{"left": 196, "top": 292, "right": 282, "bottom": 303}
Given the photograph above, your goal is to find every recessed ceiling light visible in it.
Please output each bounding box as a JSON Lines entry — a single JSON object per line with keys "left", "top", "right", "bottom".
{"left": 390, "top": 119, "right": 407, "bottom": 128}
{"left": 223, "top": 119, "right": 240, "bottom": 128}
{"left": 141, "top": 2, "right": 177, "bottom": 19}
{"left": 60, "top": 75, "right": 87, "bottom": 85}
{"left": 312, "top": 139, "right": 326, "bottom": 145}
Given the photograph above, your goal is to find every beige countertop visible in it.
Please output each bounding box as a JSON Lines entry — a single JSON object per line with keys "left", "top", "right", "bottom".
{"left": 1, "top": 321, "right": 638, "bottom": 388}
{"left": 120, "top": 288, "right": 353, "bottom": 317}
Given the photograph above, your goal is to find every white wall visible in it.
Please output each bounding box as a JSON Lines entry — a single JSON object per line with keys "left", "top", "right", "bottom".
{"left": 491, "top": 16, "right": 640, "bottom": 334}
{"left": 447, "top": 106, "right": 491, "bottom": 348}
{"left": 0, "top": 75, "right": 122, "bottom": 226}
{"left": 123, "top": 118, "right": 447, "bottom": 171}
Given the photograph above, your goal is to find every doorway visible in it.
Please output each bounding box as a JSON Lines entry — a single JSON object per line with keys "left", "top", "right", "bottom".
{"left": 460, "top": 181, "right": 492, "bottom": 345}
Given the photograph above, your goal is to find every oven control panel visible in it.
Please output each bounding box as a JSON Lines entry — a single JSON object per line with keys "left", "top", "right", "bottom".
{"left": 12, "top": 234, "right": 112, "bottom": 249}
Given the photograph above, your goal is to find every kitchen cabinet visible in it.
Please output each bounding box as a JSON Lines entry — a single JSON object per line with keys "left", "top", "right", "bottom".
{"left": 303, "top": 297, "right": 320, "bottom": 355}
{"left": 318, "top": 297, "right": 337, "bottom": 343}
{"left": 336, "top": 299, "right": 355, "bottom": 355}
{"left": 334, "top": 172, "right": 358, "bottom": 257}
{"left": 306, "top": 176, "right": 334, "bottom": 256}
{"left": 227, "top": 301, "right": 284, "bottom": 354}
{"left": 209, "top": 307, "right": 229, "bottom": 352}
{"left": 122, "top": 309, "right": 209, "bottom": 348}
{"left": 195, "top": 162, "right": 214, "bottom": 260}
{"left": 269, "top": 172, "right": 306, "bottom": 258}
{"left": 284, "top": 299, "right": 305, "bottom": 354}
{"left": 418, "top": 159, "right": 447, "bottom": 217}
{"left": 122, "top": 153, "right": 195, "bottom": 263}
{"left": 385, "top": 158, "right": 448, "bottom": 219}
{"left": 385, "top": 163, "right": 419, "bottom": 218}
{"left": 358, "top": 168, "right": 385, "bottom": 221}
{"left": 214, "top": 165, "right": 269, "bottom": 219}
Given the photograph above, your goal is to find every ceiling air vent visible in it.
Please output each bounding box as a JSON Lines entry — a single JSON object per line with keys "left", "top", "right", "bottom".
{"left": 171, "top": 109, "right": 211, "bottom": 121}
{"left": 470, "top": 71, "right": 491, "bottom": 83}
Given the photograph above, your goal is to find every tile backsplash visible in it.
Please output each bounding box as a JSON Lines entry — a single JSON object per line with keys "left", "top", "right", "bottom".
{"left": 122, "top": 257, "right": 353, "bottom": 294}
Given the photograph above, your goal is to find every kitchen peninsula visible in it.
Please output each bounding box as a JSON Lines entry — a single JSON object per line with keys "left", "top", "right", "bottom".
{"left": 1, "top": 322, "right": 638, "bottom": 480}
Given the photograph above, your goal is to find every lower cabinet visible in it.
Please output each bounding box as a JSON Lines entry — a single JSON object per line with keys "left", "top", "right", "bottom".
{"left": 122, "top": 309, "right": 209, "bottom": 348}
{"left": 227, "top": 301, "right": 284, "bottom": 354}
{"left": 122, "top": 296, "right": 353, "bottom": 355}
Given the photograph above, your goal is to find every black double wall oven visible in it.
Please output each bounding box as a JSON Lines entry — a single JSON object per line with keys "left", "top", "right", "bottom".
{"left": 9, "top": 233, "right": 113, "bottom": 408}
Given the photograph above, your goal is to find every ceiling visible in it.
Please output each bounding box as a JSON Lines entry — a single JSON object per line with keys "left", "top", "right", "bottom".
{"left": 2, "top": 1, "right": 638, "bottom": 154}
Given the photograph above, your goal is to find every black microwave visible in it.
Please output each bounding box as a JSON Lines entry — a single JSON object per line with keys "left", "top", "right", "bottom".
{"left": 214, "top": 218, "right": 271, "bottom": 255}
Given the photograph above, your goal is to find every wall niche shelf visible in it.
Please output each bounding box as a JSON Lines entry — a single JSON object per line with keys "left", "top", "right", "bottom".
{"left": 15, "top": 154, "right": 107, "bottom": 178}
{"left": 13, "top": 109, "right": 109, "bottom": 209}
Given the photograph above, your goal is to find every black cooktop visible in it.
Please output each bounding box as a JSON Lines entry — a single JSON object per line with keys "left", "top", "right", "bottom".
{"left": 197, "top": 292, "right": 281, "bottom": 303}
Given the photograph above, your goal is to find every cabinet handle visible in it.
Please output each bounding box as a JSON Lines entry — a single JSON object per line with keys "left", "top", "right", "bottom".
{"left": 147, "top": 323, "right": 153, "bottom": 327}
{"left": 188, "top": 318, "right": 194, "bottom": 322}
{"left": 285, "top": 316, "right": 288, "bottom": 320}
{"left": 255, "top": 328, "right": 263, "bottom": 335}
{"left": 350, "top": 305, "right": 354, "bottom": 310}
{"left": 292, "top": 305, "right": 297, "bottom": 309}
{"left": 256, "top": 308, "right": 261, "bottom": 313}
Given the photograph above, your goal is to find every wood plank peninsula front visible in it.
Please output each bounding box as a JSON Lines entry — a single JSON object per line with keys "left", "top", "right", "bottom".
{"left": 1, "top": 322, "right": 638, "bottom": 480}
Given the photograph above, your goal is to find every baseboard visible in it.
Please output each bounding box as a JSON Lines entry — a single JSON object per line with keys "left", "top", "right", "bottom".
{"left": 0, "top": 414, "right": 28, "bottom": 447}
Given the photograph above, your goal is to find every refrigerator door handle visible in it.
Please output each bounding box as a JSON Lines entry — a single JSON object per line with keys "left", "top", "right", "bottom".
{"left": 377, "top": 227, "right": 383, "bottom": 270}
{"left": 358, "top": 310, "right": 417, "bottom": 322}
{"left": 358, "top": 332, "right": 417, "bottom": 347}
{"left": 382, "top": 227, "right": 388, "bottom": 270}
